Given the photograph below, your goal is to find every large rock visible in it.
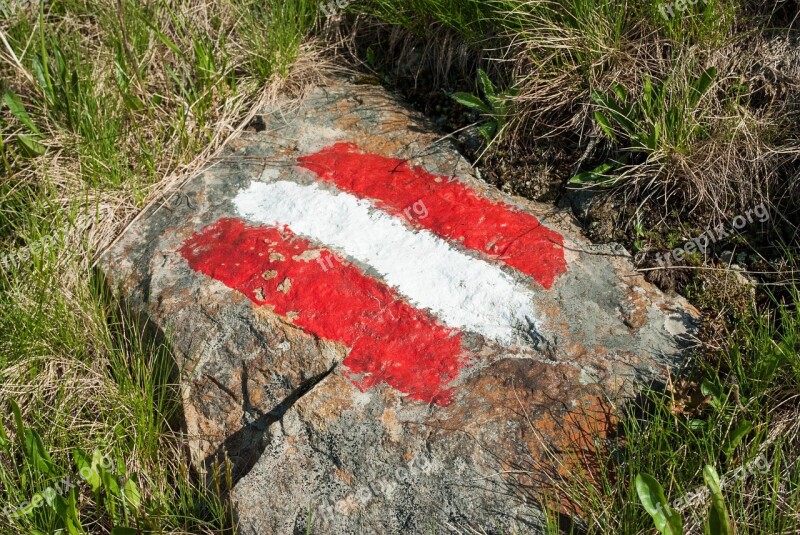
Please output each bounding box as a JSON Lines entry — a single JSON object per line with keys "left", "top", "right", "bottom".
{"left": 100, "top": 82, "right": 698, "bottom": 533}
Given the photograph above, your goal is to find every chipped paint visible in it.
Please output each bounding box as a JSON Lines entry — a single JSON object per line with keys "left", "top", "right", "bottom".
{"left": 180, "top": 218, "right": 466, "bottom": 405}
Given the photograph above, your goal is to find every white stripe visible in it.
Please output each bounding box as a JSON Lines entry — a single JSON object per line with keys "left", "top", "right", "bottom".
{"left": 233, "top": 181, "right": 542, "bottom": 345}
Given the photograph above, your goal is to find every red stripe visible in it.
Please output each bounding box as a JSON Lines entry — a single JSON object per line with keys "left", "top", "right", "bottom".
{"left": 180, "top": 218, "right": 465, "bottom": 406}
{"left": 297, "top": 143, "right": 567, "bottom": 288}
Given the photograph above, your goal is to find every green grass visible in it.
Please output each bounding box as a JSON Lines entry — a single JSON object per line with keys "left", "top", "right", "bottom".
{"left": 1, "top": 0, "right": 319, "bottom": 531}
{"left": 539, "top": 289, "right": 800, "bottom": 533}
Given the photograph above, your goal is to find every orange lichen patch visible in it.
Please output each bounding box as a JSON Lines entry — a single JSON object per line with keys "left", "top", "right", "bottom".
{"left": 336, "top": 494, "right": 362, "bottom": 515}
{"left": 330, "top": 118, "right": 410, "bottom": 156}
{"left": 334, "top": 466, "right": 355, "bottom": 486}
{"left": 620, "top": 287, "right": 651, "bottom": 330}
{"left": 296, "top": 374, "right": 356, "bottom": 427}
{"left": 441, "top": 357, "right": 616, "bottom": 517}
{"left": 331, "top": 114, "right": 363, "bottom": 133}
{"left": 182, "top": 397, "right": 230, "bottom": 461}
{"left": 524, "top": 392, "right": 616, "bottom": 516}
{"left": 380, "top": 408, "right": 403, "bottom": 442}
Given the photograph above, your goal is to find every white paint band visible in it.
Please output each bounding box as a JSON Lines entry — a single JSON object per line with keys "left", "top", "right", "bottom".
{"left": 233, "top": 180, "right": 542, "bottom": 345}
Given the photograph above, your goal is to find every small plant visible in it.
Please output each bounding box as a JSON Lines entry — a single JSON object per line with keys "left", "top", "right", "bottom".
{"left": 703, "top": 465, "right": 732, "bottom": 535}
{"left": 2, "top": 399, "right": 140, "bottom": 533}
{"left": 635, "top": 465, "right": 733, "bottom": 535}
{"left": 2, "top": 90, "right": 46, "bottom": 157}
{"left": 633, "top": 213, "right": 646, "bottom": 251}
{"left": 635, "top": 473, "right": 683, "bottom": 535}
{"left": 571, "top": 67, "right": 716, "bottom": 186}
{"left": 450, "top": 69, "right": 518, "bottom": 147}
{"left": 593, "top": 68, "right": 716, "bottom": 153}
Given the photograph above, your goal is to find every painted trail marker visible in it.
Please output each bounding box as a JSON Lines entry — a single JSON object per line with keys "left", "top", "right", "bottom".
{"left": 101, "top": 83, "right": 698, "bottom": 534}
{"left": 179, "top": 141, "right": 567, "bottom": 405}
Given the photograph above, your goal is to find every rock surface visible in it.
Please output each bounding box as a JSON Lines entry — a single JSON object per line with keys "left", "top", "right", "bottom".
{"left": 100, "top": 82, "right": 698, "bottom": 534}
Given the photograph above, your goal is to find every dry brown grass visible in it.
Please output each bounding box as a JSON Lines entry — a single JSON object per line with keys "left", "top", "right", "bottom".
{"left": 335, "top": 1, "right": 800, "bottom": 227}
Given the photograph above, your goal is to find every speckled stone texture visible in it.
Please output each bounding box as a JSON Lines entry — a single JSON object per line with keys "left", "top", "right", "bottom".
{"left": 100, "top": 82, "right": 698, "bottom": 534}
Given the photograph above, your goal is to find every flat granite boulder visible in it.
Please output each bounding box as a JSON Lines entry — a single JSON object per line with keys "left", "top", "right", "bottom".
{"left": 101, "top": 82, "right": 698, "bottom": 534}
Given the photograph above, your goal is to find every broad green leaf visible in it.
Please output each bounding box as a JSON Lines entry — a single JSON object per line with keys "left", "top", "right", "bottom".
{"left": 477, "top": 122, "right": 497, "bottom": 143}
{"left": 753, "top": 342, "right": 784, "bottom": 382}
{"left": 123, "top": 476, "right": 141, "bottom": 509}
{"left": 643, "top": 77, "right": 654, "bottom": 113}
{"left": 690, "top": 67, "right": 716, "bottom": 108}
{"left": 590, "top": 89, "right": 614, "bottom": 108}
{"left": 594, "top": 111, "right": 616, "bottom": 141}
{"left": 635, "top": 473, "right": 683, "bottom": 535}
{"left": 612, "top": 82, "right": 628, "bottom": 102}
{"left": 569, "top": 162, "right": 617, "bottom": 186}
{"left": 653, "top": 122, "right": 661, "bottom": 146}
{"left": 703, "top": 465, "right": 732, "bottom": 535}
{"left": 53, "top": 494, "right": 70, "bottom": 524}
{"left": 0, "top": 416, "right": 10, "bottom": 451}
{"left": 449, "top": 92, "right": 491, "bottom": 114}
{"left": 688, "top": 419, "right": 707, "bottom": 431}
{"left": 91, "top": 449, "right": 106, "bottom": 473}
{"left": 74, "top": 449, "right": 101, "bottom": 492}
{"left": 10, "top": 398, "right": 25, "bottom": 448}
{"left": 43, "top": 486, "right": 58, "bottom": 508}
{"left": 592, "top": 89, "right": 636, "bottom": 136}
{"left": 102, "top": 468, "right": 121, "bottom": 498}
{"left": 66, "top": 519, "right": 81, "bottom": 535}
{"left": 701, "top": 380, "right": 724, "bottom": 409}
{"left": 25, "top": 428, "right": 55, "bottom": 475}
{"left": 3, "top": 91, "right": 42, "bottom": 135}
{"left": 17, "top": 494, "right": 42, "bottom": 517}
{"left": 477, "top": 69, "right": 496, "bottom": 100}
{"left": 722, "top": 420, "right": 753, "bottom": 457}
{"left": 17, "top": 134, "right": 46, "bottom": 157}
{"left": 110, "top": 528, "right": 138, "bottom": 535}
{"left": 66, "top": 490, "right": 83, "bottom": 533}
{"left": 73, "top": 448, "right": 91, "bottom": 470}
{"left": 32, "top": 57, "right": 53, "bottom": 106}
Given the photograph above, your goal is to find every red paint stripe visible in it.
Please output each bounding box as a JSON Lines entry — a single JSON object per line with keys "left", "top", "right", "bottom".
{"left": 297, "top": 143, "right": 567, "bottom": 288}
{"left": 180, "top": 218, "right": 465, "bottom": 406}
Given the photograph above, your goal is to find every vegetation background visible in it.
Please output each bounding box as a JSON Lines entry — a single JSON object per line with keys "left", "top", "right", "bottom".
{"left": 0, "top": 0, "right": 798, "bottom": 532}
